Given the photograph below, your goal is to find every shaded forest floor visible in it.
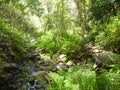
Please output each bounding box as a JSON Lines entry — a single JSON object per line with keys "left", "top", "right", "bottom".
{"left": 0, "top": 40, "right": 120, "bottom": 90}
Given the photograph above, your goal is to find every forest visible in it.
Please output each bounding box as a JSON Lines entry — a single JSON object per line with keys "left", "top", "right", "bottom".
{"left": 0, "top": 0, "right": 120, "bottom": 90}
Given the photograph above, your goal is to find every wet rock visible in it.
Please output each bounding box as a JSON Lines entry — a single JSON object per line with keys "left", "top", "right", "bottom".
{"left": 93, "top": 59, "right": 103, "bottom": 69}
{"left": 25, "top": 53, "right": 39, "bottom": 60}
{"left": 22, "top": 48, "right": 41, "bottom": 60}
{"left": 38, "top": 66, "right": 49, "bottom": 71}
{"left": 29, "top": 71, "right": 47, "bottom": 82}
{"left": 0, "top": 72, "right": 20, "bottom": 90}
{"left": 0, "top": 62, "right": 22, "bottom": 90}
{"left": 93, "top": 52, "right": 115, "bottom": 69}
{"left": 66, "top": 60, "right": 74, "bottom": 67}
{"left": 27, "top": 80, "right": 42, "bottom": 90}
{"left": 35, "top": 85, "right": 41, "bottom": 89}
{"left": 58, "top": 54, "right": 67, "bottom": 62}
{"left": 38, "top": 61, "right": 45, "bottom": 64}
{"left": 1, "top": 63, "right": 20, "bottom": 73}
{"left": 1, "top": 73, "right": 13, "bottom": 80}
{"left": 53, "top": 62, "right": 67, "bottom": 71}
{"left": 0, "top": 70, "right": 21, "bottom": 82}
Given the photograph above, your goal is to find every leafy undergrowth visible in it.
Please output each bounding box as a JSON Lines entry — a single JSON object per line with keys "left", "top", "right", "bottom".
{"left": 36, "top": 29, "right": 92, "bottom": 61}
{"left": 46, "top": 66, "right": 120, "bottom": 90}
{"left": 95, "top": 14, "right": 120, "bottom": 54}
{"left": 97, "top": 70, "right": 120, "bottom": 90}
{"left": 0, "top": 18, "right": 40, "bottom": 64}
{"left": 0, "top": 20, "right": 31, "bottom": 62}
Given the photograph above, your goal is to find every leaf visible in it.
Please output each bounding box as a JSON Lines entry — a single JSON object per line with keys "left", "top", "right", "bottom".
{"left": 0, "top": 47, "right": 3, "bottom": 51}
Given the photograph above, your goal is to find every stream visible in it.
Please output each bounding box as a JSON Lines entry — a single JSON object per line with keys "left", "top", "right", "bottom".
{"left": 18, "top": 62, "right": 41, "bottom": 90}
{"left": 0, "top": 61, "right": 42, "bottom": 90}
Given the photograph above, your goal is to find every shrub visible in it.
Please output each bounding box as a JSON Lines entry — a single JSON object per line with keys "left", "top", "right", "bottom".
{"left": 0, "top": 20, "right": 27, "bottom": 61}
{"left": 95, "top": 14, "right": 120, "bottom": 53}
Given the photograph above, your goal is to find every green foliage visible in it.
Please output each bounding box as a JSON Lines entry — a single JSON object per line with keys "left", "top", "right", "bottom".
{"left": 95, "top": 14, "right": 120, "bottom": 53}
{"left": 97, "top": 71, "right": 120, "bottom": 90}
{"left": 47, "top": 66, "right": 97, "bottom": 90}
{"left": 0, "top": 1, "right": 38, "bottom": 36}
{"left": 0, "top": 20, "right": 27, "bottom": 61}
{"left": 59, "top": 29, "right": 81, "bottom": 55}
{"left": 0, "top": 58, "right": 3, "bottom": 74}
{"left": 0, "top": 0, "right": 120, "bottom": 90}
{"left": 36, "top": 28, "right": 85, "bottom": 59}
{"left": 47, "top": 66, "right": 120, "bottom": 90}
{"left": 90, "top": 0, "right": 120, "bottom": 23}
{"left": 37, "top": 30, "right": 56, "bottom": 54}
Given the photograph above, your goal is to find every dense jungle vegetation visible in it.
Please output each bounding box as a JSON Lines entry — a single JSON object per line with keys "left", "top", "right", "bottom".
{"left": 0, "top": 0, "right": 120, "bottom": 90}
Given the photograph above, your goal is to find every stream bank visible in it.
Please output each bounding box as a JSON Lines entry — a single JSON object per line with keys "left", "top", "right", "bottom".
{"left": 0, "top": 45, "right": 119, "bottom": 90}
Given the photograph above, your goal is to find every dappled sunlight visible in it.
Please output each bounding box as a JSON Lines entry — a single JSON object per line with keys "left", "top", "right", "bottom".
{"left": 30, "top": 15, "right": 41, "bottom": 28}
{"left": 0, "top": 0, "right": 120, "bottom": 90}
